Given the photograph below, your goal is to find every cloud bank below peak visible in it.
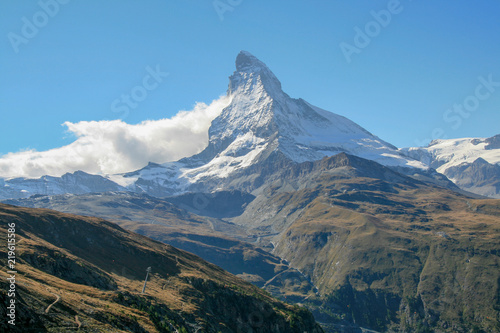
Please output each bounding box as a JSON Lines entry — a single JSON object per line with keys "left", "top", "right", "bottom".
{"left": 0, "top": 96, "right": 230, "bottom": 179}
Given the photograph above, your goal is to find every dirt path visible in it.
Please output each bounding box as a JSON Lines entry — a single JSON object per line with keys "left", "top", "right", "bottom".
{"left": 44, "top": 290, "right": 61, "bottom": 314}
{"left": 75, "top": 315, "right": 82, "bottom": 329}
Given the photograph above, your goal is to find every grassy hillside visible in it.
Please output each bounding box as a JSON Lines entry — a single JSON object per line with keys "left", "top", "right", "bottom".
{"left": 2, "top": 192, "right": 317, "bottom": 299}
{"left": 258, "top": 156, "right": 500, "bottom": 332}
{"left": 0, "top": 203, "right": 323, "bottom": 332}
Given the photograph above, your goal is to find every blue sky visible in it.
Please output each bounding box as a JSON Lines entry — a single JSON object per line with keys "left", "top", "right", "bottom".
{"left": 1, "top": 1, "right": 499, "bottom": 176}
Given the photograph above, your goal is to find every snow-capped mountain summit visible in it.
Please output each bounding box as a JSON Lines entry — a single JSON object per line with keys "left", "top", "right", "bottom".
{"left": 1, "top": 51, "right": 427, "bottom": 199}
{"left": 206, "top": 51, "right": 417, "bottom": 165}
{"left": 117, "top": 51, "right": 426, "bottom": 196}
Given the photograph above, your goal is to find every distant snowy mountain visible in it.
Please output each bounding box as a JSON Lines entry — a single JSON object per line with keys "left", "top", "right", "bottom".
{"left": 0, "top": 171, "right": 125, "bottom": 200}
{"left": 401, "top": 134, "right": 500, "bottom": 198}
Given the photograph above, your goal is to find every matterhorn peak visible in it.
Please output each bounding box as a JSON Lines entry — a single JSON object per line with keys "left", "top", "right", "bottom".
{"left": 205, "top": 51, "right": 418, "bottom": 169}
{"left": 228, "top": 51, "right": 282, "bottom": 96}
{"left": 235, "top": 51, "right": 269, "bottom": 72}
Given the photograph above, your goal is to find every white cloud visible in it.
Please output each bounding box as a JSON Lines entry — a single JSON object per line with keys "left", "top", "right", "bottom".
{"left": 0, "top": 95, "right": 230, "bottom": 179}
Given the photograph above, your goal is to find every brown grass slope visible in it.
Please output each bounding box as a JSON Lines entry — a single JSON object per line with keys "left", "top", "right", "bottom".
{"left": 239, "top": 153, "right": 500, "bottom": 332}
{"left": 0, "top": 203, "right": 323, "bottom": 333}
{"left": 2, "top": 191, "right": 316, "bottom": 296}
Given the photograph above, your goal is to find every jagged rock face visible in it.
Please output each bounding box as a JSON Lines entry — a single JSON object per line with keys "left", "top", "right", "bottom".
{"left": 445, "top": 158, "right": 500, "bottom": 198}
{"left": 485, "top": 134, "right": 500, "bottom": 150}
